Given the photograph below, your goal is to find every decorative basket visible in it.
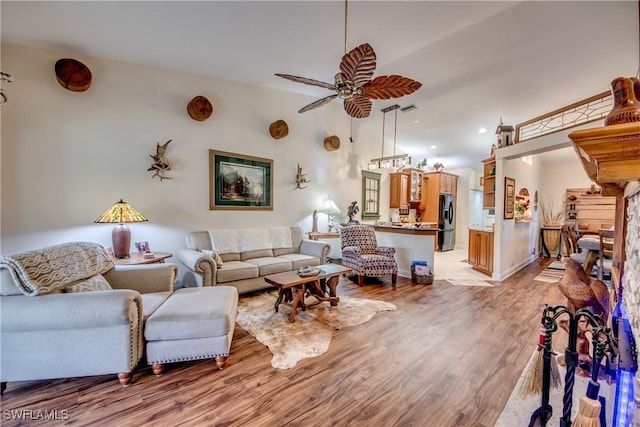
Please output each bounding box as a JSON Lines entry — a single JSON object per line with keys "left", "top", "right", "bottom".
{"left": 411, "top": 265, "right": 433, "bottom": 285}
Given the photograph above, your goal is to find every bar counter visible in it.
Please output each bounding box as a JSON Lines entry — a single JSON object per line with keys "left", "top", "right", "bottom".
{"left": 371, "top": 225, "right": 439, "bottom": 278}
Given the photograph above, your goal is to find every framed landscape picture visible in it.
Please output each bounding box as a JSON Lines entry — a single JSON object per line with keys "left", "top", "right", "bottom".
{"left": 209, "top": 150, "right": 273, "bottom": 210}
{"left": 504, "top": 177, "right": 515, "bottom": 219}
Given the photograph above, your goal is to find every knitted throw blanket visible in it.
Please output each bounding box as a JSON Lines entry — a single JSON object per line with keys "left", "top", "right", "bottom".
{"left": 0, "top": 242, "right": 115, "bottom": 296}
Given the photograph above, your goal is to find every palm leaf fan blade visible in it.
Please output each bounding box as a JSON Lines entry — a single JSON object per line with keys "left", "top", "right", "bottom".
{"left": 363, "top": 75, "right": 422, "bottom": 99}
{"left": 274, "top": 73, "right": 336, "bottom": 90}
{"left": 344, "top": 95, "right": 372, "bottom": 119}
{"left": 339, "top": 43, "right": 376, "bottom": 87}
{"left": 299, "top": 94, "right": 339, "bottom": 113}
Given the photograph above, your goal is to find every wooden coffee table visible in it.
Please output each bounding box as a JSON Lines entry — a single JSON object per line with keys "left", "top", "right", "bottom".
{"left": 264, "top": 264, "right": 352, "bottom": 322}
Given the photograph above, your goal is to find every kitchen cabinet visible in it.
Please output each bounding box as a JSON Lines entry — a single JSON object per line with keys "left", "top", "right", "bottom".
{"left": 468, "top": 229, "right": 493, "bottom": 276}
{"left": 389, "top": 172, "right": 410, "bottom": 209}
{"left": 482, "top": 157, "right": 496, "bottom": 209}
{"left": 407, "top": 168, "right": 423, "bottom": 203}
{"left": 419, "top": 172, "right": 458, "bottom": 221}
{"left": 440, "top": 173, "right": 457, "bottom": 195}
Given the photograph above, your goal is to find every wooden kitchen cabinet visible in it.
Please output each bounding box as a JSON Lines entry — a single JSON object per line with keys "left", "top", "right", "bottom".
{"left": 468, "top": 229, "right": 493, "bottom": 276}
{"left": 422, "top": 171, "right": 458, "bottom": 195}
{"left": 390, "top": 172, "right": 410, "bottom": 209}
{"left": 419, "top": 172, "right": 458, "bottom": 222}
{"left": 407, "top": 168, "right": 423, "bottom": 203}
{"left": 482, "top": 157, "right": 496, "bottom": 209}
{"left": 420, "top": 173, "right": 440, "bottom": 222}
{"left": 440, "top": 173, "right": 458, "bottom": 195}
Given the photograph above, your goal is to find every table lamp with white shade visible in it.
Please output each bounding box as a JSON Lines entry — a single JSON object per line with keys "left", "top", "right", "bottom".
{"left": 95, "top": 199, "right": 148, "bottom": 259}
{"left": 319, "top": 196, "right": 341, "bottom": 232}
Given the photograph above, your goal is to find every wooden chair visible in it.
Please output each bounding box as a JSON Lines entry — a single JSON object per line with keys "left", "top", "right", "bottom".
{"left": 560, "top": 225, "right": 586, "bottom": 263}
{"left": 598, "top": 229, "right": 614, "bottom": 281}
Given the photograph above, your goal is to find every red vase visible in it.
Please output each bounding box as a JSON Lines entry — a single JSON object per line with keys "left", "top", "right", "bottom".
{"left": 604, "top": 76, "right": 640, "bottom": 125}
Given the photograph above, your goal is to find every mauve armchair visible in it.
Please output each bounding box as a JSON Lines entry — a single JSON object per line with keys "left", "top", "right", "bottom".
{"left": 340, "top": 225, "right": 398, "bottom": 287}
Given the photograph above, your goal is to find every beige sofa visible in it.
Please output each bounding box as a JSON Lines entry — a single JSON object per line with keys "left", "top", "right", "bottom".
{"left": 0, "top": 242, "right": 178, "bottom": 393}
{"left": 176, "top": 226, "right": 330, "bottom": 294}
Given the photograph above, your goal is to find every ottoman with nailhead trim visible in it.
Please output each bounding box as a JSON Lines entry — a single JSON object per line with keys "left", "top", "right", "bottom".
{"left": 144, "top": 286, "right": 238, "bottom": 375}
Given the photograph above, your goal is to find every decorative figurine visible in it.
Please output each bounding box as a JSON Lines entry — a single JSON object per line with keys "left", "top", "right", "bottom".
{"left": 148, "top": 139, "right": 172, "bottom": 180}
{"left": 432, "top": 162, "right": 444, "bottom": 171}
{"left": 312, "top": 210, "right": 318, "bottom": 233}
{"left": 346, "top": 201, "right": 360, "bottom": 224}
{"left": 495, "top": 117, "right": 515, "bottom": 147}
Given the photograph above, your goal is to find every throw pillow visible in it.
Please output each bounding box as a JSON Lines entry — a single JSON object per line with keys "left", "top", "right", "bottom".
{"left": 201, "top": 249, "right": 223, "bottom": 268}
{"left": 65, "top": 274, "right": 113, "bottom": 293}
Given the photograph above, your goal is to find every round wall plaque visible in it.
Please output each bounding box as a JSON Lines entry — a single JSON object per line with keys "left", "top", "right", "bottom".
{"left": 187, "top": 96, "right": 213, "bottom": 121}
{"left": 323, "top": 135, "right": 340, "bottom": 151}
{"left": 55, "top": 58, "right": 92, "bottom": 92}
{"left": 269, "top": 120, "right": 289, "bottom": 139}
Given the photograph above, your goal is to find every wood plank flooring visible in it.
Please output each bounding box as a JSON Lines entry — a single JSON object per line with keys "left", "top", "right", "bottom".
{"left": 0, "top": 258, "right": 564, "bottom": 427}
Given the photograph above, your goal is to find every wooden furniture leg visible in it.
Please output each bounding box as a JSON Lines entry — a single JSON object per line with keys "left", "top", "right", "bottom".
{"left": 305, "top": 277, "right": 340, "bottom": 307}
{"left": 215, "top": 356, "right": 227, "bottom": 370}
{"left": 152, "top": 364, "right": 165, "bottom": 376}
{"left": 325, "top": 275, "right": 340, "bottom": 306}
{"left": 288, "top": 285, "right": 304, "bottom": 322}
{"left": 274, "top": 288, "right": 284, "bottom": 312}
{"left": 117, "top": 371, "right": 134, "bottom": 385}
{"left": 358, "top": 275, "right": 364, "bottom": 286}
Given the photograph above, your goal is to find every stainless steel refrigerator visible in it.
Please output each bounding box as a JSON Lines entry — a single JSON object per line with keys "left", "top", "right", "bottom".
{"left": 438, "top": 193, "right": 455, "bottom": 251}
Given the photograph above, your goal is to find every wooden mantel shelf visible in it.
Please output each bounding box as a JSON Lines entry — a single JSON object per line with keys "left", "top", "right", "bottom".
{"left": 569, "top": 122, "right": 640, "bottom": 196}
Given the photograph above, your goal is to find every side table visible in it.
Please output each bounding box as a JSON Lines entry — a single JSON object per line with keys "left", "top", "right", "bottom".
{"left": 307, "top": 232, "right": 341, "bottom": 241}
{"left": 539, "top": 227, "right": 562, "bottom": 258}
{"left": 114, "top": 252, "right": 173, "bottom": 265}
{"left": 308, "top": 232, "right": 342, "bottom": 263}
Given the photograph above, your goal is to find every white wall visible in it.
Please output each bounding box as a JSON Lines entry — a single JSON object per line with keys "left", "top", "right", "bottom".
{"left": 0, "top": 43, "right": 384, "bottom": 282}
{"left": 447, "top": 167, "right": 477, "bottom": 248}
{"left": 538, "top": 156, "right": 592, "bottom": 217}
{"left": 493, "top": 156, "right": 541, "bottom": 279}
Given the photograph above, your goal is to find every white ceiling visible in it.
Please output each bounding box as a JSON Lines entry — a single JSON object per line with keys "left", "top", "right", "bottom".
{"left": 2, "top": 1, "right": 637, "bottom": 169}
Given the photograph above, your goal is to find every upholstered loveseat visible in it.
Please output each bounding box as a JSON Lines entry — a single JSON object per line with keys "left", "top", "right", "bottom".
{"left": 0, "top": 242, "right": 178, "bottom": 393}
{"left": 176, "top": 226, "right": 330, "bottom": 294}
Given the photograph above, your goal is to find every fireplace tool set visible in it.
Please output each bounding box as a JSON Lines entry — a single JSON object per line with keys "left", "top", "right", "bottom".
{"left": 527, "top": 305, "right": 617, "bottom": 427}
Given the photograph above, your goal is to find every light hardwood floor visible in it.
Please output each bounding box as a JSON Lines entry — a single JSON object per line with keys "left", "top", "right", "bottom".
{"left": 0, "top": 258, "right": 563, "bottom": 427}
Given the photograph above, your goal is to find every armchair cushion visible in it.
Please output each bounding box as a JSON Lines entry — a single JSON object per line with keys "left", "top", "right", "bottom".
{"left": 65, "top": 274, "right": 112, "bottom": 293}
{"left": 375, "top": 247, "right": 396, "bottom": 257}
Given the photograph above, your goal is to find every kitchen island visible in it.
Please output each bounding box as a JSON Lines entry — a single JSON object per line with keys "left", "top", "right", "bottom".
{"left": 371, "top": 225, "right": 439, "bottom": 278}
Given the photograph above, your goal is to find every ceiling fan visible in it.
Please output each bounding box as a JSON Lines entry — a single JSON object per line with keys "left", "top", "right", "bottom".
{"left": 275, "top": 1, "right": 421, "bottom": 119}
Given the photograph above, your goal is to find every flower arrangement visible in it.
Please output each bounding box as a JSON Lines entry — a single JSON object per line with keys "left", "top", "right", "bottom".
{"left": 515, "top": 199, "right": 529, "bottom": 214}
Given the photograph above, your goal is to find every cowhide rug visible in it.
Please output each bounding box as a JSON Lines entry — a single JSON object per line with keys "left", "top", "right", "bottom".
{"left": 235, "top": 290, "right": 396, "bottom": 369}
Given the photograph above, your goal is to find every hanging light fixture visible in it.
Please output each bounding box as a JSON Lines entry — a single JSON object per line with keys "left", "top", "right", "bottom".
{"left": 368, "top": 105, "right": 412, "bottom": 170}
